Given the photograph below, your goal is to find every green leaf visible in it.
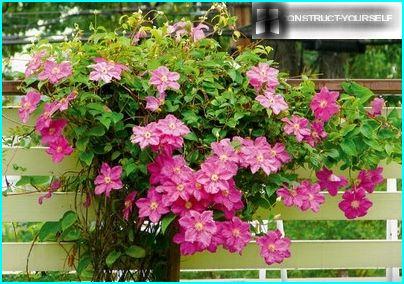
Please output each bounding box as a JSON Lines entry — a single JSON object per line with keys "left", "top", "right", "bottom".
{"left": 161, "top": 214, "right": 176, "bottom": 235}
{"left": 340, "top": 140, "right": 357, "bottom": 156}
{"left": 88, "top": 126, "right": 106, "bottom": 137}
{"left": 79, "top": 151, "right": 94, "bottom": 166}
{"left": 15, "top": 176, "right": 32, "bottom": 187}
{"left": 184, "top": 132, "right": 198, "bottom": 142}
{"left": 106, "top": 250, "right": 121, "bottom": 267}
{"left": 125, "top": 245, "right": 146, "bottom": 259}
{"left": 30, "top": 176, "right": 51, "bottom": 186}
{"left": 61, "top": 211, "right": 78, "bottom": 231}
{"left": 61, "top": 227, "right": 81, "bottom": 241}
{"left": 38, "top": 222, "right": 60, "bottom": 241}
{"left": 77, "top": 256, "right": 91, "bottom": 274}
{"left": 76, "top": 137, "right": 89, "bottom": 151}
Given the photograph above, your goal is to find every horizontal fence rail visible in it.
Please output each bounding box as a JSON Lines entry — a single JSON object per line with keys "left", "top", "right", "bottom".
{"left": 2, "top": 191, "right": 401, "bottom": 223}
{"left": 2, "top": 79, "right": 402, "bottom": 95}
{"left": 2, "top": 146, "right": 401, "bottom": 178}
{"left": 2, "top": 240, "right": 401, "bottom": 272}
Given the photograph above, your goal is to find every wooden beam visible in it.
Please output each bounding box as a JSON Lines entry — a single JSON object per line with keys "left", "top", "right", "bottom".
{"left": 2, "top": 79, "right": 402, "bottom": 95}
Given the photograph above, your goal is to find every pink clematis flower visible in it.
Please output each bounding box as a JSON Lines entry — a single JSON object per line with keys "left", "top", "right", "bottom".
{"left": 211, "top": 138, "right": 240, "bottom": 166}
{"left": 304, "top": 121, "right": 327, "bottom": 147}
{"left": 178, "top": 210, "right": 217, "bottom": 248}
{"left": 310, "top": 87, "right": 340, "bottom": 122}
{"left": 38, "top": 60, "right": 72, "bottom": 84}
{"left": 122, "top": 191, "right": 137, "bottom": 221}
{"left": 89, "top": 59, "right": 124, "bottom": 83}
{"left": 240, "top": 137, "right": 280, "bottom": 175}
{"left": 19, "top": 91, "right": 41, "bottom": 123}
{"left": 136, "top": 189, "right": 170, "bottom": 223}
{"left": 213, "top": 179, "right": 243, "bottom": 212}
{"left": 338, "top": 188, "right": 373, "bottom": 219}
{"left": 246, "top": 63, "right": 279, "bottom": 91}
{"left": 160, "top": 155, "right": 194, "bottom": 181}
{"left": 269, "top": 142, "right": 291, "bottom": 166}
{"left": 157, "top": 114, "right": 190, "bottom": 137}
{"left": 35, "top": 102, "right": 59, "bottom": 132}
{"left": 149, "top": 66, "right": 180, "bottom": 93}
{"left": 257, "top": 230, "right": 291, "bottom": 265}
{"left": 56, "top": 91, "right": 77, "bottom": 111}
{"left": 369, "top": 98, "right": 384, "bottom": 116}
{"left": 173, "top": 228, "right": 205, "bottom": 256}
{"left": 171, "top": 197, "right": 204, "bottom": 216}
{"left": 190, "top": 23, "right": 209, "bottom": 41}
{"left": 94, "top": 162, "right": 123, "bottom": 197}
{"left": 156, "top": 175, "right": 192, "bottom": 206}
{"left": 46, "top": 136, "right": 73, "bottom": 163}
{"left": 168, "top": 21, "right": 188, "bottom": 39}
{"left": 357, "top": 167, "right": 383, "bottom": 193}
{"left": 25, "top": 50, "right": 46, "bottom": 77}
{"left": 40, "top": 118, "right": 68, "bottom": 145}
{"left": 276, "top": 186, "right": 307, "bottom": 208}
{"left": 316, "top": 167, "right": 348, "bottom": 196}
{"left": 255, "top": 90, "right": 288, "bottom": 114}
{"left": 298, "top": 181, "right": 325, "bottom": 212}
{"left": 131, "top": 122, "right": 160, "bottom": 149}
{"left": 282, "top": 115, "right": 311, "bottom": 142}
{"left": 145, "top": 92, "right": 166, "bottom": 112}
{"left": 196, "top": 159, "right": 237, "bottom": 194}
{"left": 220, "top": 217, "right": 251, "bottom": 254}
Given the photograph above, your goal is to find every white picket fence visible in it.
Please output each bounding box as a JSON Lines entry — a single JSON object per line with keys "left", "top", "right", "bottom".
{"left": 2, "top": 80, "right": 402, "bottom": 281}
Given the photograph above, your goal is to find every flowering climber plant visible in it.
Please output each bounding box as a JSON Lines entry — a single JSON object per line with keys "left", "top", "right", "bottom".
{"left": 14, "top": 4, "right": 401, "bottom": 281}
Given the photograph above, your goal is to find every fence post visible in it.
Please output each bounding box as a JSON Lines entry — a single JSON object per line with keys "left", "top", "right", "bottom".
{"left": 386, "top": 178, "right": 400, "bottom": 282}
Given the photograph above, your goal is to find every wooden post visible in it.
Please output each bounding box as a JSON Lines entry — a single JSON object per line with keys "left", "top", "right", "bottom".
{"left": 166, "top": 223, "right": 181, "bottom": 281}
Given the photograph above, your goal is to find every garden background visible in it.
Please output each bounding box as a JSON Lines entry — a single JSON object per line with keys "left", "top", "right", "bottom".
{"left": 2, "top": 2, "right": 402, "bottom": 281}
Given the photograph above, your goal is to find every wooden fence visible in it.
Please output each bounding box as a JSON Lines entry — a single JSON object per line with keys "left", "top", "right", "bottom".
{"left": 2, "top": 79, "right": 402, "bottom": 281}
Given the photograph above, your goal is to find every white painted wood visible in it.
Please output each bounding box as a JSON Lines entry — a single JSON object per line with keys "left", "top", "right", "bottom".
{"left": 386, "top": 178, "right": 400, "bottom": 282}
{"left": 3, "top": 240, "right": 401, "bottom": 272}
{"left": 3, "top": 191, "right": 401, "bottom": 222}
{"left": 276, "top": 220, "right": 288, "bottom": 282}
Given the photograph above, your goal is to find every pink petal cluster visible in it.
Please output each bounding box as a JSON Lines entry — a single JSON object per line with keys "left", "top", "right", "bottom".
{"left": 38, "top": 60, "right": 72, "bottom": 84}
{"left": 19, "top": 91, "right": 41, "bottom": 123}
{"left": 132, "top": 30, "right": 147, "bottom": 45}
{"left": 131, "top": 114, "right": 190, "bottom": 154}
{"left": 338, "top": 188, "right": 373, "bottom": 219}
{"left": 136, "top": 189, "right": 170, "bottom": 223}
{"left": 310, "top": 87, "right": 340, "bottom": 122}
{"left": 38, "top": 179, "right": 61, "bottom": 205}
{"left": 220, "top": 217, "right": 251, "bottom": 254}
{"left": 257, "top": 230, "right": 291, "bottom": 265}
{"left": 89, "top": 58, "right": 127, "bottom": 83}
{"left": 316, "top": 167, "right": 348, "bottom": 196}
{"left": 178, "top": 210, "right": 217, "bottom": 248}
{"left": 168, "top": 21, "right": 187, "bottom": 39}
{"left": 240, "top": 137, "right": 290, "bottom": 175}
{"left": 25, "top": 50, "right": 46, "bottom": 77}
{"left": 190, "top": 23, "right": 209, "bottom": 41}
{"left": 369, "top": 98, "right": 384, "bottom": 116}
{"left": 46, "top": 136, "right": 73, "bottom": 163}
{"left": 255, "top": 90, "right": 288, "bottom": 114}
{"left": 282, "top": 115, "right": 311, "bottom": 142}
{"left": 94, "top": 163, "right": 123, "bottom": 197}
{"left": 303, "top": 121, "right": 327, "bottom": 147}
{"left": 246, "top": 63, "right": 279, "bottom": 91}
{"left": 123, "top": 191, "right": 137, "bottom": 221}
{"left": 149, "top": 66, "right": 180, "bottom": 94}
{"left": 357, "top": 167, "right": 383, "bottom": 193}
{"left": 145, "top": 93, "right": 166, "bottom": 112}
{"left": 277, "top": 180, "right": 325, "bottom": 212}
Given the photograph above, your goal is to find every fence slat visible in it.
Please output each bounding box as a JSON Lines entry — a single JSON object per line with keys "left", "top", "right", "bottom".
{"left": 2, "top": 240, "right": 401, "bottom": 271}
{"left": 3, "top": 79, "right": 402, "bottom": 95}
{"left": 181, "top": 240, "right": 402, "bottom": 270}
{"left": 3, "top": 146, "right": 401, "bottom": 178}
{"left": 2, "top": 147, "right": 81, "bottom": 176}
{"left": 2, "top": 191, "right": 401, "bottom": 222}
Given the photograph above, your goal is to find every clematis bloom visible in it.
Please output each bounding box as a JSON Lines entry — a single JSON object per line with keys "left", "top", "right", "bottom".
{"left": 94, "top": 162, "right": 123, "bottom": 197}
{"left": 19, "top": 91, "right": 41, "bottom": 123}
